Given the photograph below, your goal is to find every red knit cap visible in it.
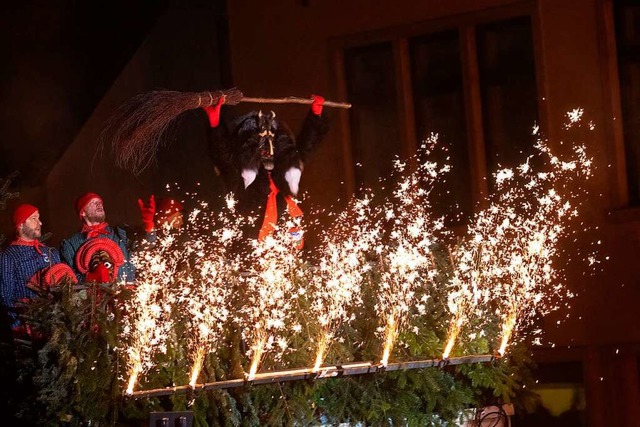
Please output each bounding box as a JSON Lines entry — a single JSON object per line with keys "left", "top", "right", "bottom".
{"left": 75, "top": 192, "right": 102, "bottom": 218}
{"left": 75, "top": 237, "right": 125, "bottom": 275}
{"left": 28, "top": 263, "right": 78, "bottom": 290}
{"left": 44, "top": 263, "right": 78, "bottom": 285}
{"left": 12, "top": 204, "right": 39, "bottom": 229}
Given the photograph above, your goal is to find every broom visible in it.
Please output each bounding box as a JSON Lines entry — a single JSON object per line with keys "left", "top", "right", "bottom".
{"left": 102, "top": 87, "right": 351, "bottom": 175}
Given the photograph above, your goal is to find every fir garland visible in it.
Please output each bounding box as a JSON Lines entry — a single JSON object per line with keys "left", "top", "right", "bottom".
{"left": 10, "top": 262, "right": 538, "bottom": 426}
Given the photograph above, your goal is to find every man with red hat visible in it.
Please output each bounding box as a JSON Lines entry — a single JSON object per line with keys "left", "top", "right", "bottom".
{"left": 0, "top": 204, "right": 62, "bottom": 326}
{"left": 59, "top": 192, "right": 136, "bottom": 283}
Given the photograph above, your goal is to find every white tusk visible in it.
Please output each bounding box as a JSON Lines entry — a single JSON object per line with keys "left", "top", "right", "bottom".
{"left": 284, "top": 167, "right": 302, "bottom": 195}
{"left": 242, "top": 168, "right": 258, "bottom": 188}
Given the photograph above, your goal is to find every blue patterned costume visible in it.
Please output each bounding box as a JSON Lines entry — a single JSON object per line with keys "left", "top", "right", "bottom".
{"left": 0, "top": 243, "right": 61, "bottom": 325}
{"left": 60, "top": 226, "right": 135, "bottom": 283}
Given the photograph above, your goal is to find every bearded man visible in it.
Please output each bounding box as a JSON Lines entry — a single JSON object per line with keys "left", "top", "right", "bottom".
{"left": 60, "top": 192, "right": 135, "bottom": 283}
{"left": 0, "top": 204, "right": 63, "bottom": 327}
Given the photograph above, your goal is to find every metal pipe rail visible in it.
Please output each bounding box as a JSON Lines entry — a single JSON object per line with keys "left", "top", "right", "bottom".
{"left": 127, "top": 354, "right": 497, "bottom": 399}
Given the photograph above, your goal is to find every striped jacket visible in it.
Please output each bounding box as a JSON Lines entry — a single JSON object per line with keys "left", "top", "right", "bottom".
{"left": 59, "top": 225, "right": 136, "bottom": 283}
{"left": 0, "top": 243, "right": 61, "bottom": 323}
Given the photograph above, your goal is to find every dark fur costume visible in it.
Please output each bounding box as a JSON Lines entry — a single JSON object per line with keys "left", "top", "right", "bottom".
{"left": 207, "top": 110, "right": 329, "bottom": 225}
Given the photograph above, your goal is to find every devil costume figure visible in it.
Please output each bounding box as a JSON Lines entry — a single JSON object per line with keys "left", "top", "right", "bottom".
{"left": 60, "top": 192, "right": 135, "bottom": 283}
{"left": 203, "top": 95, "right": 329, "bottom": 242}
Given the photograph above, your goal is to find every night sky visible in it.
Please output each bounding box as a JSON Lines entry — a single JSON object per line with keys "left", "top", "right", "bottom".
{"left": 0, "top": 1, "right": 168, "bottom": 187}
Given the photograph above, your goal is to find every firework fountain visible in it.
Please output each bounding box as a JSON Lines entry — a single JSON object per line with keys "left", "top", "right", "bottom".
{"left": 455, "top": 116, "right": 592, "bottom": 357}
{"left": 122, "top": 240, "right": 176, "bottom": 395}
{"left": 491, "top": 140, "right": 592, "bottom": 355}
{"left": 121, "top": 194, "right": 245, "bottom": 393}
{"left": 441, "top": 241, "right": 487, "bottom": 359}
{"left": 375, "top": 138, "right": 450, "bottom": 366}
{"left": 241, "top": 217, "right": 307, "bottom": 380}
{"left": 308, "top": 192, "right": 382, "bottom": 371}
{"left": 178, "top": 199, "right": 242, "bottom": 387}
{"left": 119, "top": 113, "right": 595, "bottom": 396}
{"left": 438, "top": 113, "right": 594, "bottom": 358}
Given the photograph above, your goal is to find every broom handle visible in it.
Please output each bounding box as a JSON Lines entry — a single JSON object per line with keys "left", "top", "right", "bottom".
{"left": 240, "top": 96, "right": 351, "bottom": 109}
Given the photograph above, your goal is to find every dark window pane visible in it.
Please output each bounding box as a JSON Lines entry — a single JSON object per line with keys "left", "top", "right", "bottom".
{"left": 410, "top": 30, "right": 472, "bottom": 224}
{"left": 515, "top": 361, "right": 586, "bottom": 427}
{"left": 344, "top": 43, "right": 402, "bottom": 198}
{"left": 638, "top": 356, "right": 640, "bottom": 395}
{"left": 615, "top": 1, "right": 640, "bottom": 205}
{"left": 477, "top": 16, "right": 539, "bottom": 183}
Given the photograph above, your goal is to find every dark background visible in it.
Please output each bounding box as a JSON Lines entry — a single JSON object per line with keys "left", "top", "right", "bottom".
{"left": 0, "top": 1, "right": 169, "bottom": 187}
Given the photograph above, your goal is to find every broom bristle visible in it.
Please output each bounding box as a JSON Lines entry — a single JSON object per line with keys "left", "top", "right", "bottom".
{"left": 101, "top": 88, "right": 243, "bottom": 174}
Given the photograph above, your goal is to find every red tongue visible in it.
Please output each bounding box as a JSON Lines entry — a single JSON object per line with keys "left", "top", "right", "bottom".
{"left": 262, "top": 158, "right": 274, "bottom": 171}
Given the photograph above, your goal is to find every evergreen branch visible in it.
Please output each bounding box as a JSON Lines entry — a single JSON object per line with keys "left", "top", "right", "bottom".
{"left": 0, "top": 171, "right": 19, "bottom": 211}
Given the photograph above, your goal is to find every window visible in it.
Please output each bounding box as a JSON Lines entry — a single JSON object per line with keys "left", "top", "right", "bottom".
{"left": 344, "top": 42, "right": 402, "bottom": 198}
{"left": 514, "top": 361, "right": 586, "bottom": 427}
{"left": 410, "top": 30, "right": 472, "bottom": 221}
{"left": 477, "top": 16, "right": 539, "bottom": 181}
{"left": 614, "top": 0, "right": 640, "bottom": 205}
{"left": 337, "top": 8, "right": 540, "bottom": 224}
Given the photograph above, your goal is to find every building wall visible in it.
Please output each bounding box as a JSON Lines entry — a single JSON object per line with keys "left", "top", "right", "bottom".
{"left": 227, "top": 0, "right": 640, "bottom": 342}
{"left": 31, "top": 0, "right": 640, "bottom": 424}
{"left": 44, "top": 2, "right": 230, "bottom": 246}
{"left": 225, "top": 1, "right": 640, "bottom": 424}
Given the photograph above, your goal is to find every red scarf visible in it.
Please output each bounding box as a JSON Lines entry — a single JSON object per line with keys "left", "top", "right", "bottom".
{"left": 258, "top": 173, "right": 303, "bottom": 245}
{"left": 12, "top": 237, "right": 44, "bottom": 255}
{"left": 82, "top": 222, "right": 109, "bottom": 239}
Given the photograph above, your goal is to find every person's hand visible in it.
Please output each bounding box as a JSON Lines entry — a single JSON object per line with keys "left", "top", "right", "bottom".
{"left": 203, "top": 95, "right": 226, "bottom": 128}
{"left": 138, "top": 195, "right": 156, "bottom": 232}
{"left": 311, "top": 94, "right": 325, "bottom": 116}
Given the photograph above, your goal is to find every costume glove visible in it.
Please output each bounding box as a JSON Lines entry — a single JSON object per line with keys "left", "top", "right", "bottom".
{"left": 311, "top": 94, "right": 325, "bottom": 116}
{"left": 203, "top": 95, "right": 226, "bottom": 128}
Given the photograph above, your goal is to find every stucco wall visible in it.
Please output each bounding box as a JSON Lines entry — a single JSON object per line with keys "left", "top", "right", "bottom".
{"left": 32, "top": 0, "right": 640, "bottom": 347}
{"left": 225, "top": 0, "right": 640, "bottom": 347}
{"left": 44, "top": 2, "right": 230, "bottom": 246}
